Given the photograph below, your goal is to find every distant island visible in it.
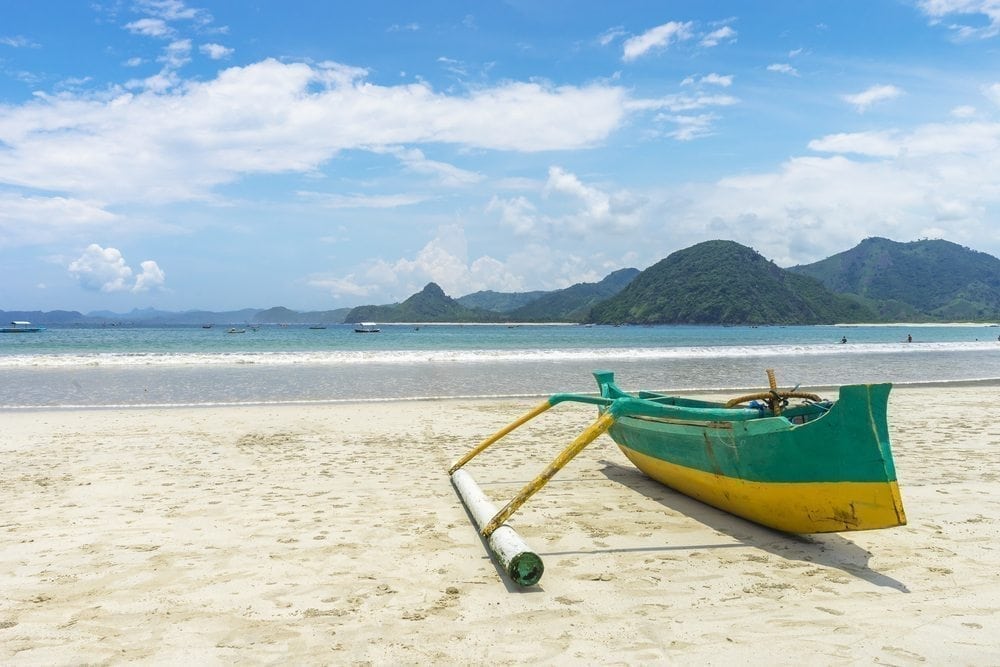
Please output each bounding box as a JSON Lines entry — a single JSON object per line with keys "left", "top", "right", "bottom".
{"left": 6, "top": 237, "right": 1000, "bottom": 326}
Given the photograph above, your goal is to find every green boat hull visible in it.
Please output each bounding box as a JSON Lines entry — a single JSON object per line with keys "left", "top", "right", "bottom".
{"left": 593, "top": 372, "right": 906, "bottom": 533}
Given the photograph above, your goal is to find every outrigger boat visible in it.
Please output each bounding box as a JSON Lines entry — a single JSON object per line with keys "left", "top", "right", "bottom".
{"left": 449, "top": 369, "right": 906, "bottom": 586}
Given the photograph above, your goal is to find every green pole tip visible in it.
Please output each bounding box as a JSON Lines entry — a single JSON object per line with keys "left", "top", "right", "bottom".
{"left": 508, "top": 552, "right": 544, "bottom": 587}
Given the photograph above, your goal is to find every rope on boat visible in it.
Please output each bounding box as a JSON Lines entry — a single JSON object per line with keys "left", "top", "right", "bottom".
{"left": 725, "top": 368, "right": 822, "bottom": 415}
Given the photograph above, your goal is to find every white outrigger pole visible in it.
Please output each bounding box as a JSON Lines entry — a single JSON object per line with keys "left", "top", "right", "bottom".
{"left": 448, "top": 395, "right": 617, "bottom": 587}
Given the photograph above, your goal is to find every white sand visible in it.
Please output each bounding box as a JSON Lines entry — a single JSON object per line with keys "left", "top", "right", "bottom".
{"left": 2, "top": 385, "right": 999, "bottom": 664}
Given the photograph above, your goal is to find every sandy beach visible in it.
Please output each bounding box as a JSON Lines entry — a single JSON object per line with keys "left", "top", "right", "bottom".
{"left": 2, "top": 384, "right": 999, "bottom": 665}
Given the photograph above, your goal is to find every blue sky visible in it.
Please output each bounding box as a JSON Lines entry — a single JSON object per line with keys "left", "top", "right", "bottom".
{"left": 3, "top": 1, "right": 1000, "bottom": 312}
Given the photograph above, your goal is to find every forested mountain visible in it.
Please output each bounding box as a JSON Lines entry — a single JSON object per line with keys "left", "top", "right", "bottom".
{"left": 455, "top": 289, "right": 549, "bottom": 312}
{"left": 11, "top": 238, "right": 1000, "bottom": 326}
{"left": 343, "top": 282, "right": 502, "bottom": 323}
{"left": 506, "top": 268, "right": 640, "bottom": 322}
{"left": 789, "top": 237, "right": 1000, "bottom": 321}
{"left": 456, "top": 268, "right": 639, "bottom": 321}
{"left": 587, "top": 240, "right": 876, "bottom": 325}
{"left": 252, "top": 306, "right": 352, "bottom": 324}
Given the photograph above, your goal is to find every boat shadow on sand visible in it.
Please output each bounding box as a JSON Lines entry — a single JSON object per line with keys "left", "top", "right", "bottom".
{"left": 541, "top": 459, "right": 909, "bottom": 592}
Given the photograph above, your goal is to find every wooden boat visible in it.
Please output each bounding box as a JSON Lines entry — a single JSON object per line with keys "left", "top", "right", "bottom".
{"left": 2, "top": 320, "right": 45, "bottom": 333}
{"left": 449, "top": 369, "right": 906, "bottom": 585}
{"left": 592, "top": 370, "right": 906, "bottom": 534}
{"left": 354, "top": 322, "right": 380, "bottom": 333}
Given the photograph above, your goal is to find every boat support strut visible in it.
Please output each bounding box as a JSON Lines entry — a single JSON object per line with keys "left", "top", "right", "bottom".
{"left": 448, "top": 393, "right": 616, "bottom": 586}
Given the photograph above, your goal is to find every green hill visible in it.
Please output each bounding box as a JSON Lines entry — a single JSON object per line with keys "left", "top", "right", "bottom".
{"left": 252, "top": 306, "right": 351, "bottom": 324}
{"left": 788, "top": 237, "right": 1000, "bottom": 321}
{"left": 507, "top": 268, "right": 640, "bottom": 322}
{"left": 455, "top": 289, "right": 549, "bottom": 312}
{"left": 588, "top": 240, "right": 876, "bottom": 325}
{"left": 344, "top": 282, "right": 501, "bottom": 323}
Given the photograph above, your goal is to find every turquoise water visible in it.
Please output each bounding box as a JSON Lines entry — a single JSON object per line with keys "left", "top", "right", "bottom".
{"left": 2, "top": 323, "right": 999, "bottom": 408}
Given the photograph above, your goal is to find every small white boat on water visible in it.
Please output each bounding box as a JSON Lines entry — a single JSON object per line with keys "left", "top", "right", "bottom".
{"left": 354, "top": 322, "right": 380, "bottom": 333}
{"left": 2, "top": 320, "right": 45, "bottom": 333}
{"left": 227, "top": 327, "right": 246, "bottom": 334}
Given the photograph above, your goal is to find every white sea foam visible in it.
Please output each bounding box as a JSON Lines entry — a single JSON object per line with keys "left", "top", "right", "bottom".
{"left": 1, "top": 340, "right": 996, "bottom": 368}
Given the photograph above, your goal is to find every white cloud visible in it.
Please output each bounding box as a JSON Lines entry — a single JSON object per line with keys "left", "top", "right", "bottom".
{"left": 487, "top": 195, "right": 538, "bottom": 235}
{"left": 661, "top": 113, "right": 718, "bottom": 140}
{"left": 307, "top": 275, "right": 372, "bottom": 299}
{"left": 138, "top": 0, "right": 203, "bottom": 22}
{"left": 842, "top": 84, "right": 903, "bottom": 112}
{"left": 544, "top": 166, "right": 644, "bottom": 232}
{"left": 1, "top": 35, "right": 39, "bottom": 48}
{"left": 387, "top": 147, "right": 484, "bottom": 187}
{"left": 700, "top": 73, "right": 733, "bottom": 87}
{"left": 159, "top": 39, "right": 192, "bottom": 68}
{"left": 808, "top": 130, "right": 901, "bottom": 157}
{"left": 810, "top": 122, "right": 1000, "bottom": 158}
{"left": 676, "top": 119, "right": 1000, "bottom": 265}
{"left": 545, "top": 166, "right": 611, "bottom": 219}
{"left": 598, "top": 27, "right": 626, "bottom": 46}
{"left": 125, "top": 18, "right": 173, "bottom": 38}
{"left": 314, "top": 116, "right": 1000, "bottom": 302}
{"left": 917, "top": 0, "right": 1000, "bottom": 39}
{"left": 68, "top": 244, "right": 165, "bottom": 293}
{"left": 951, "top": 105, "right": 977, "bottom": 117}
{"left": 200, "top": 43, "right": 233, "bottom": 59}
{"left": 630, "top": 92, "right": 738, "bottom": 113}
{"left": 0, "top": 194, "right": 118, "bottom": 246}
{"left": 126, "top": 69, "right": 180, "bottom": 92}
{"left": 700, "top": 26, "right": 737, "bottom": 47}
{"left": 984, "top": 82, "right": 1000, "bottom": 106}
{"left": 134, "top": 260, "right": 167, "bottom": 291}
{"left": 622, "top": 21, "right": 694, "bottom": 61}
{"left": 0, "top": 59, "right": 635, "bottom": 211}
{"left": 352, "top": 224, "right": 524, "bottom": 299}
{"left": 298, "top": 191, "right": 434, "bottom": 209}
{"left": 767, "top": 63, "right": 799, "bottom": 76}
{"left": 315, "top": 224, "right": 618, "bottom": 301}
{"left": 69, "top": 245, "right": 132, "bottom": 293}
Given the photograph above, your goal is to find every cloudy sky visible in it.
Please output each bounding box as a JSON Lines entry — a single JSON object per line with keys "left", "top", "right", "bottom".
{"left": 3, "top": 1, "right": 1000, "bottom": 312}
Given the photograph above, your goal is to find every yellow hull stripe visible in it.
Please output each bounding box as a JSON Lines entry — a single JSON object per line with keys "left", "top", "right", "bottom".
{"left": 620, "top": 445, "right": 907, "bottom": 533}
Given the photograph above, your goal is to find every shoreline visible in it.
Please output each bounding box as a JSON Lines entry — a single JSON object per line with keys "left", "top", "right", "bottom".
{"left": 4, "top": 375, "right": 1000, "bottom": 413}
{"left": 3, "top": 384, "right": 999, "bottom": 663}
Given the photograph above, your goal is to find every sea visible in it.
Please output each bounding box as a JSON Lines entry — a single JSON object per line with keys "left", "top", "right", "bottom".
{"left": 2, "top": 322, "right": 1000, "bottom": 409}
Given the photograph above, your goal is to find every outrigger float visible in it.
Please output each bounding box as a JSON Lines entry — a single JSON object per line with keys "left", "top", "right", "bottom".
{"left": 449, "top": 369, "right": 906, "bottom": 587}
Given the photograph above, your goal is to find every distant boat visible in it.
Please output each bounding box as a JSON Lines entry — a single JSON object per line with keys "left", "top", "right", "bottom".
{"left": 354, "top": 322, "right": 380, "bottom": 333}
{"left": 2, "top": 320, "right": 45, "bottom": 333}
{"left": 309, "top": 325, "right": 327, "bottom": 329}
{"left": 202, "top": 323, "right": 213, "bottom": 329}
{"left": 226, "top": 327, "right": 246, "bottom": 334}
